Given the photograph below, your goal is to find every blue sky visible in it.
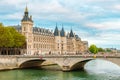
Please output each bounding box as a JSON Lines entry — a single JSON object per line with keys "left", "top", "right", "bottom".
{"left": 0, "top": 0, "right": 120, "bottom": 49}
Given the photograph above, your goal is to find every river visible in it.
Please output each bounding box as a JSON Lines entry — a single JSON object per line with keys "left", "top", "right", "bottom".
{"left": 0, "top": 59, "right": 120, "bottom": 80}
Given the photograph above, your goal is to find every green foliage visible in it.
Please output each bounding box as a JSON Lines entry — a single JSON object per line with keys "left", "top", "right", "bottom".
{"left": 98, "top": 47, "right": 105, "bottom": 52}
{"left": 0, "top": 24, "right": 26, "bottom": 48}
{"left": 106, "top": 48, "right": 112, "bottom": 52}
{"left": 8, "top": 27, "right": 26, "bottom": 47}
{"left": 89, "top": 44, "right": 98, "bottom": 54}
{"left": 1, "top": 27, "right": 14, "bottom": 47}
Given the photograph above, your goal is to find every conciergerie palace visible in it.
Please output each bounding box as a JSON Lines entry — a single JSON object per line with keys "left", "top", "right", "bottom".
{"left": 13, "top": 7, "right": 88, "bottom": 55}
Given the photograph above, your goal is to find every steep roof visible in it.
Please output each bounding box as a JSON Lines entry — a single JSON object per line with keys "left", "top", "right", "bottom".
{"left": 69, "top": 29, "right": 74, "bottom": 37}
{"left": 54, "top": 24, "right": 59, "bottom": 36}
{"left": 21, "top": 6, "right": 33, "bottom": 22}
{"left": 60, "top": 27, "right": 65, "bottom": 37}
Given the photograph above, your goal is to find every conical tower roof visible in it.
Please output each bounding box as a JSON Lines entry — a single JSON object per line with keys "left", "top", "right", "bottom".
{"left": 60, "top": 25, "right": 65, "bottom": 37}
{"left": 54, "top": 23, "right": 59, "bottom": 36}
{"left": 70, "top": 29, "right": 74, "bottom": 37}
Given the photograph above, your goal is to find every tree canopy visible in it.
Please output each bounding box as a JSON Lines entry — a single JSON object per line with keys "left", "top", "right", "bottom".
{"left": 0, "top": 24, "right": 26, "bottom": 48}
{"left": 98, "top": 47, "right": 105, "bottom": 52}
{"left": 89, "top": 44, "right": 98, "bottom": 54}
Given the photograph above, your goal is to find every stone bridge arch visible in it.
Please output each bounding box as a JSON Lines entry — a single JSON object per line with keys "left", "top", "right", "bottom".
{"left": 70, "top": 59, "right": 93, "bottom": 71}
{"left": 19, "top": 59, "right": 45, "bottom": 68}
{"left": 17, "top": 57, "right": 63, "bottom": 70}
{"left": 68, "top": 57, "right": 120, "bottom": 71}
{"left": 17, "top": 57, "right": 45, "bottom": 68}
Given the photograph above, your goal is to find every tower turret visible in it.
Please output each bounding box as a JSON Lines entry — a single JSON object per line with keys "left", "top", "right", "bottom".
{"left": 60, "top": 25, "right": 65, "bottom": 37}
{"left": 70, "top": 29, "right": 74, "bottom": 37}
{"left": 54, "top": 23, "right": 59, "bottom": 36}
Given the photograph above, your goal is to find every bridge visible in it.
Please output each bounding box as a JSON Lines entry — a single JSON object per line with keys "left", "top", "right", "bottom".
{"left": 0, "top": 54, "right": 120, "bottom": 71}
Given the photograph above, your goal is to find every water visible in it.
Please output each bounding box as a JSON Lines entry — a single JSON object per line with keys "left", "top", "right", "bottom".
{"left": 0, "top": 59, "right": 120, "bottom": 80}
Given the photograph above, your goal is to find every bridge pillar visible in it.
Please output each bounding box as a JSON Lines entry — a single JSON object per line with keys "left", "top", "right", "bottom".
{"left": 62, "top": 66, "right": 71, "bottom": 71}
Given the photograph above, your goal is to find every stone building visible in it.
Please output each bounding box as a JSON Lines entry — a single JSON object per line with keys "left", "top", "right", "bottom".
{"left": 14, "top": 7, "right": 88, "bottom": 55}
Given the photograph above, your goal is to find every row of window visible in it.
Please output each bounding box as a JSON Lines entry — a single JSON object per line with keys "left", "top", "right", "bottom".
{"left": 34, "top": 36, "right": 54, "bottom": 43}
{"left": 34, "top": 43, "right": 54, "bottom": 49}
{"left": 33, "top": 32, "right": 53, "bottom": 36}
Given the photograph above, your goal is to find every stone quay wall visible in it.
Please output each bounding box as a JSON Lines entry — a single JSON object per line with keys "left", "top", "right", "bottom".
{"left": 0, "top": 56, "right": 18, "bottom": 70}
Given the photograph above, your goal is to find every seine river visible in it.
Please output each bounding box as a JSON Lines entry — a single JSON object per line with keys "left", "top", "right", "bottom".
{"left": 0, "top": 59, "right": 120, "bottom": 80}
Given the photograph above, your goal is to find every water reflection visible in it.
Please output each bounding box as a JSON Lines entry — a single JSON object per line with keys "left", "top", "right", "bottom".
{"left": 85, "top": 59, "right": 120, "bottom": 74}
{"left": 85, "top": 59, "right": 120, "bottom": 80}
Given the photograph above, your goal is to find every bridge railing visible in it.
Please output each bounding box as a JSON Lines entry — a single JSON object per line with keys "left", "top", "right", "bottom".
{"left": 0, "top": 52, "right": 119, "bottom": 58}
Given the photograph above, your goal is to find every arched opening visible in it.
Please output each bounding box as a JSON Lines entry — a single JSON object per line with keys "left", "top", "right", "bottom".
{"left": 70, "top": 59, "right": 93, "bottom": 71}
{"left": 19, "top": 59, "right": 45, "bottom": 68}
{"left": 19, "top": 59, "right": 62, "bottom": 70}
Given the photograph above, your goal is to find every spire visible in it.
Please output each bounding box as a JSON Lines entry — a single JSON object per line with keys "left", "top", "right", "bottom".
{"left": 60, "top": 24, "right": 65, "bottom": 37}
{"left": 70, "top": 28, "right": 74, "bottom": 37}
{"left": 21, "top": 6, "right": 33, "bottom": 22}
{"left": 54, "top": 23, "right": 59, "bottom": 36}
{"left": 25, "top": 6, "right": 28, "bottom": 12}
{"left": 24, "top": 6, "right": 28, "bottom": 16}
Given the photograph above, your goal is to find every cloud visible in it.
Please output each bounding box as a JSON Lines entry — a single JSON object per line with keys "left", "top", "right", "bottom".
{"left": 113, "top": 4, "right": 120, "bottom": 10}
{"left": 0, "top": 12, "right": 22, "bottom": 20}
{"left": 85, "top": 19, "right": 120, "bottom": 30}
{"left": 83, "top": 32, "right": 120, "bottom": 48}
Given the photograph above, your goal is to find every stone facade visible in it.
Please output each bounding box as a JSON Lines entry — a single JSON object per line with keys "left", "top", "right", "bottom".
{"left": 14, "top": 7, "right": 88, "bottom": 55}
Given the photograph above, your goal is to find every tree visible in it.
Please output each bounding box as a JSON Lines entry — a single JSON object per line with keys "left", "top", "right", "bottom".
{"left": 0, "top": 24, "right": 26, "bottom": 55}
{"left": 98, "top": 47, "right": 105, "bottom": 52}
{"left": 106, "top": 48, "right": 112, "bottom": 52}
{"left": 7, "top": 27, "right": 26, "bottom": 47}
{"left": 89, "top": 44, "right": 98, "bottom": 54}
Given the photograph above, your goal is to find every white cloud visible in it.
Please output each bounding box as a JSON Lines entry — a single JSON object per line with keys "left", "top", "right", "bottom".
{"left": 81, "top": 31, "right": 120, "bottom": 48}
{"left": 1, "top": 13, "right": 22, "bottom": 20}
{"left": 24, "top": 0, "right": 87, "bottom": 23}
{"left": 29, "top": 0, "right": 69, "bottom": 14}
{"left": 85, "top": 20, "right": 120, "bottom": 30}
{"left": 113, "top": 4, "right": 120, "bottom": 10}
{"left": 0, "top": 0, "right": 27, "bottom": 5}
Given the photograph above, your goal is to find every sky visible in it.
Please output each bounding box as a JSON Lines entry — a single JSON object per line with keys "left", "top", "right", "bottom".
{"left": 0, "top": 0, "right": 120, "bottom": 49}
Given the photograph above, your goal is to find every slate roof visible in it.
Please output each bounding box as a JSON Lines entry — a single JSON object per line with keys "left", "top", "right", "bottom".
{"left": 69, "top": 29, "right": 74, "bottom": 37}
{"left": 12, "top": 25, "right": 21, "bottom": 32}
{"left": 33, "top": 27, "right": 53, "bottom": 35}
{"left": 60, "top": 27, "right": 65, "bottom": 37}
{"left": 21, "top": 7, "right": 33, "bottom": 22}
{"left": 54, "top": 25, "right": 59, "bottom": 36}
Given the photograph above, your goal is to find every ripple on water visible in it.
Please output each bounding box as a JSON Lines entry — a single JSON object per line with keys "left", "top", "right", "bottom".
{"left": 84, "top": 59, "right": 120, "bottom": 80}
